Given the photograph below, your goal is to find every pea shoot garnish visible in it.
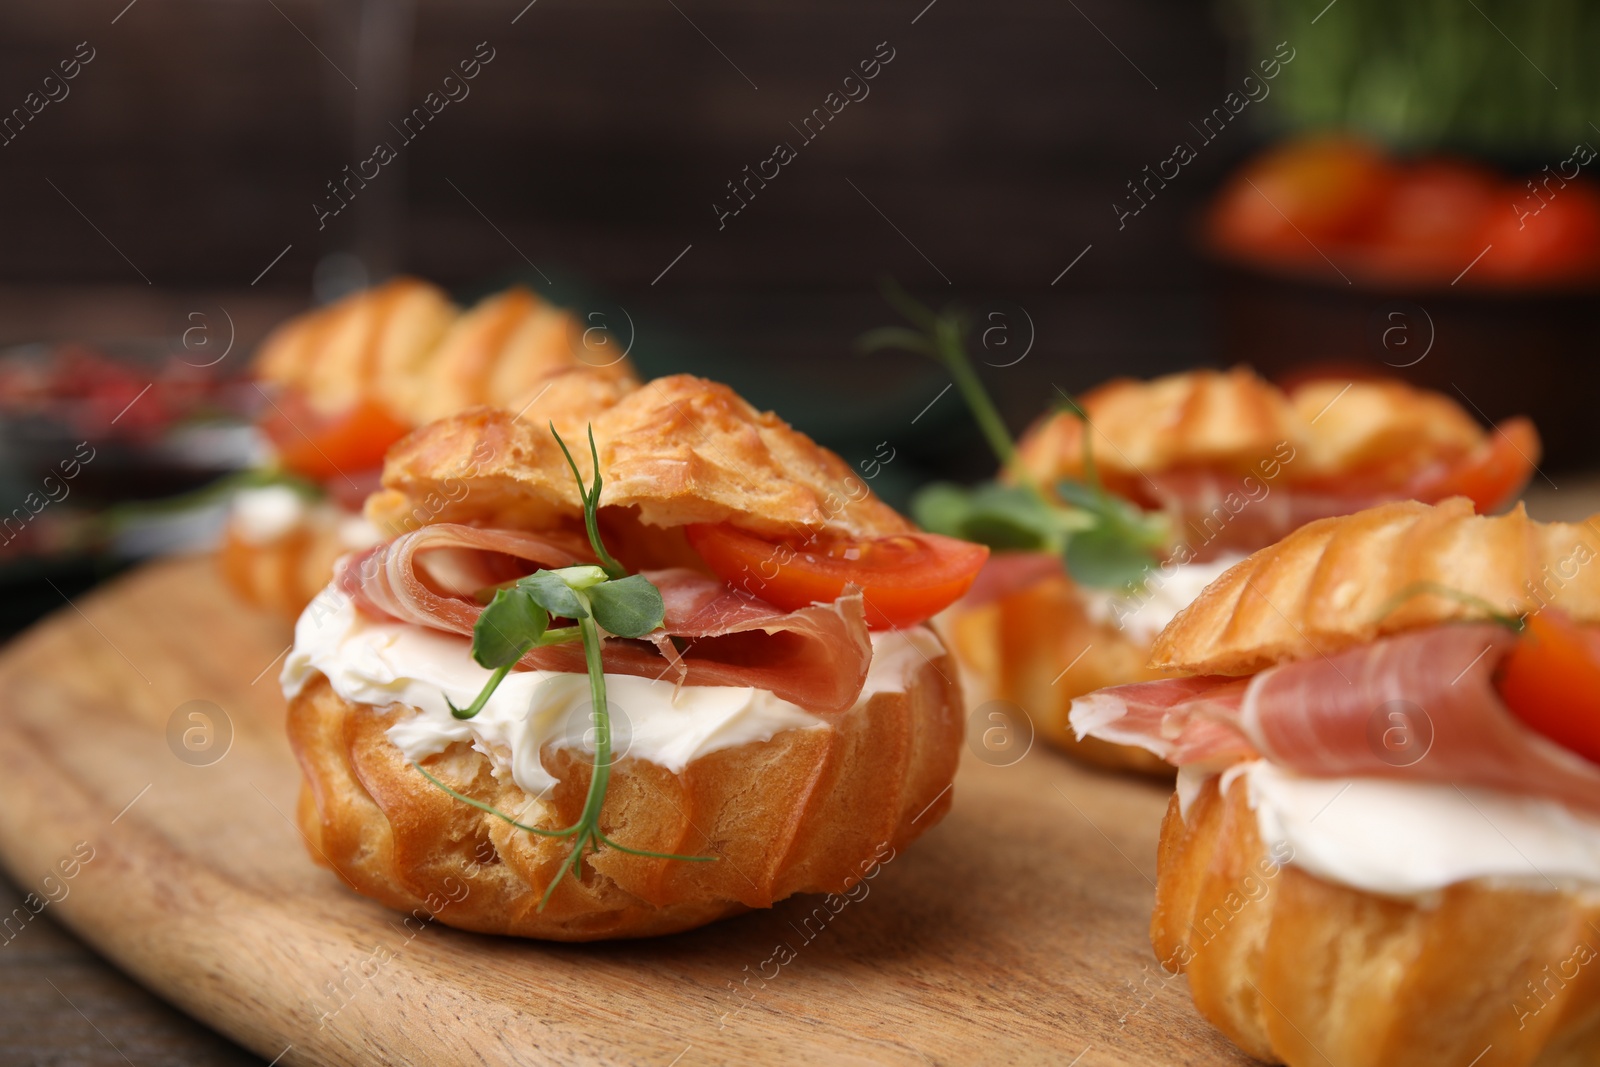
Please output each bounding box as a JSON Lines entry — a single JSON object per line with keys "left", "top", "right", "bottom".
{"left": 860, "top": 281, "right": 1169, "bottom": 590}
{"left": 415, "top": 422, "right": 714, "bottom": 910}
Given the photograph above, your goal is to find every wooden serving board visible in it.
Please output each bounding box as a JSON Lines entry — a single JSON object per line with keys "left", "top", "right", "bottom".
{"left": 0, "top": 557, "right": 1257, "bottom": 1066}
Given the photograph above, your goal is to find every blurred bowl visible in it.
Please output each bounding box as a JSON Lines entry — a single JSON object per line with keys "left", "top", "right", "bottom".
{"left": 0, "top": 339, "right": 260, "bottom": 503}
{"left": 1211, "top": 261, "right": 1600, "bottom": 469}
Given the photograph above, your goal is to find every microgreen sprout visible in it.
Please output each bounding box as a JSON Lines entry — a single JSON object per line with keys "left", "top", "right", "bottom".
{"left": 418, "top": 422, "right": 713, "bottom": 910}
{"left": 860, "top": 280, "right": 1169, "bottom": 590}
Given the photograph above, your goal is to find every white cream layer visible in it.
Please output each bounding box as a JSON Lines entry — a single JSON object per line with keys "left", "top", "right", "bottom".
{"left": 1080, "top": 553, "right": 1246, "bottom": 643}
{"left": 1186, "top": 760, "right": 1600, "bottom": 898}
{"left": 231, "top": 485, "right": 308, "bottom": 544}
{"left": 282, "top": 587, "right": 943, "bottom": 797}
{"left": 231, "top": 486, "right": 383, "bottom": 550}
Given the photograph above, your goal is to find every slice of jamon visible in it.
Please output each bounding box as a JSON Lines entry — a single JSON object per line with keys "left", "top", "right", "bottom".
{"left": 1071, "top": 622, "right": 1600, "bottom": 815}
{"left": 338, "top": 523, "right": 590, "bottom": 629}
{"left": 1138, "top": 469, "right": 1349, "bottom": 559}
{"left": 1138, "top": 418, "right": 1538, "bottom": 559}
{"left": 336, "top": 524, "right": 874, "bottom": 714}
{"left": 1069, "top": 675, "right": 1255, "bottom": 767}
{"left": 632, "top": 568, "right": 873, "bottom": 713}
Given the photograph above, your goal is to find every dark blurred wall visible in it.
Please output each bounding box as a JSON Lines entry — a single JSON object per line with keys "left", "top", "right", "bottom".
{"left": 0, "top": 0, "right": 1259, "bottom": 485}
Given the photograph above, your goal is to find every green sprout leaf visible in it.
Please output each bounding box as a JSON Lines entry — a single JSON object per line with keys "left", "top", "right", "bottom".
{"left": 472, "top": 587, "right": 549, "bottom": 669}
{"left": 420, "top": 421, "right": 714, "bottom": 907}
{"left": 587, "top": 574, "right": 666, "bottom": 638}
{"left": 1052, "top": 480, "right": 1105, "bottom": 513}
{"left": 1058, "top": 480, "right": 1168, "bottom": 544}
{"left": 962, "top": 483, "right": 1081, "bottom": 552}
{"left": 908, "top": 482, "right": 973, "bottom": 539}
{"left": 913, "top": 481, "right": 1096, "bottom": 555}
{"left": 521, "top": 568, "right": 595, "bottom": 621}
{"left": 1065, "top": 525, "right": 1159, "bottom": 589}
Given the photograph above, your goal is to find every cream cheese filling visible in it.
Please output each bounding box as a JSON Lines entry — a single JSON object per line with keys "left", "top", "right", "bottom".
{"left": 282, "top": 586, "right": 944, "bottom": 798}
{"left": 231, "top": 486, "right": 382, "bottom": 550}
{"left": 1079, "top": 553, "right": 1247, "bottom": 643}
{"left": 1177, "top": 761, "right": 1600, "bottom": 898}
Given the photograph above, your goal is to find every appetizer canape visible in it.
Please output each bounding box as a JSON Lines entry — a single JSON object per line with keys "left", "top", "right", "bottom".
{"left": 282, "top": 374, "right": 980, "bottom": 940}
{"left": 222, "top": 277, "right": 636, "bottom": 620}
{"left": 947, "top": 367, "right": 1539, "bottom": 773}
{"left": 1074, "top": 499, "right": 1600, "bottom": 1066}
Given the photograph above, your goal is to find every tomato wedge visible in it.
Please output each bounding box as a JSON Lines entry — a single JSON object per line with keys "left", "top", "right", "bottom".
{"left": 1410, "top": 417, "right": 1540, "bottom": 513}
{"left": 1206, "top": 137, "right": 1396, "bottom": 265}
{"left": 1496, "top": 610, "right": 1600, "bottom": 765}
{"left": 261, "top": 392, "right": 413, "bottom": 483}
{"left": 1475, "top": 180, "right": 1600, "bottom": 286}
{"left": 685, "top": 523, "right": 989, "bottom": 630}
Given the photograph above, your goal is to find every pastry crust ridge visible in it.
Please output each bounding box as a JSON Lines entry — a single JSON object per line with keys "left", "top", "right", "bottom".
{"left": 1150, "top": 498, "right": 1600, "bottom": 676}
{"left": 367, "top": 375, "right": 914, "bottom": 541}
{"left": 1018, "top": 368, "right": 1496, "bottom": 488}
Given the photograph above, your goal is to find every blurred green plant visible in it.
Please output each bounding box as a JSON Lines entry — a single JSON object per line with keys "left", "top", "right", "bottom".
{"left": 1228, "top": 0, "right": 1600, "bottom": 155}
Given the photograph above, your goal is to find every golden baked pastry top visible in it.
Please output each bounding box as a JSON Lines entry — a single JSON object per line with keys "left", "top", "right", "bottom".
{"left": 366, "top": 374, "right": 912, "bottom": 542}
{"left": 1149, "top": 498, "right": 1600, "bottom": 676}
{"left": 253, "top": 278, "right": 636, "bottom": 423}
{"left": 1017, "top": 368, "right": 1485, "bottom": 487}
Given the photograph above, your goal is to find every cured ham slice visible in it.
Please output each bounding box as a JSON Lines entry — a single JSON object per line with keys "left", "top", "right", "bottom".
{"left": 1072, "top": 622, "right": 1600, "bottom": 815}
{"left": 336, "top": 524, "right": 874, "bottom": 714}
{"left": 633, "top": 568, "right": 872, "bottom": 714}
{"left": 1069, "top": 675, "right": 1257, "bottom": 767}
{"left": 1134, "top": 469, "right": 1417, "bottom": 560}
{"left": 339, "top": 524, "right": 589, "bottom": 630}
{"left": 1133, "top": 420, "right": 1536, "bottom": 560}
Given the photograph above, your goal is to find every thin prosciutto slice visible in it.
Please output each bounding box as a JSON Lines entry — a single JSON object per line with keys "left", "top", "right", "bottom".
{"left": 1071, "top": 623, "right": 1600, "bottom": 815}
{"left": 632, "top": 568, "right": 872, "bottom": 713}
{"left": 339, "top": 524, "right": 590, "bottom": 630}
{"left": 1069, "top": 674, "right": 1256, "bottom": 767}
{"left": 1139, "top": 469, "right": 1374, "bottom": 558}
{"left": 1134, "top": 469, "right": 1484, "bottom": 560}
{"left": 1132, "top": 421, "right": 1536, "bottom": 559}
{"left": 337, "top": 524, "right": 874, "bottom": 714}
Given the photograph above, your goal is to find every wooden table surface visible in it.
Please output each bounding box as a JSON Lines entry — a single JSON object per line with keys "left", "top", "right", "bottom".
{"left": 0, "top": 482, "right": 1589, "bottom": 1067}
{"left": 0, "top": 556, "right": 1250, "bottom": 1067}
{"left": 0, "top": 863, "right": 258, "bottom": 1067}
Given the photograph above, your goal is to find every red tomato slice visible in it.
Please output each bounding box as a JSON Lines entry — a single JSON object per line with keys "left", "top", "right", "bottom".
{"left": 1474, "top": 179, "right": 1600, "bottom": 286}
{"left": 1206, "top": 136, "right": 1397, "bottom": 265}
{"left": 261, "top": 392, "right": 413, "bottom": 483}
{"left": 685, "top": 523, "right": 989, "bottom": 630}
{"left": 1496, "top": 609, "right": 1600, "bottom": 766}
{"left": 1410, "top": 417, "right": 1540, "bottom": 513}
{"left": 1358, "top": 160, "right": 1501, "bottom": 283}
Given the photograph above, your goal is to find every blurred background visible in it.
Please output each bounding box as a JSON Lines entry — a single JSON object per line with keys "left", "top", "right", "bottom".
{"left": 0, "top": 0, "right": 1596, "bottom": 628}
